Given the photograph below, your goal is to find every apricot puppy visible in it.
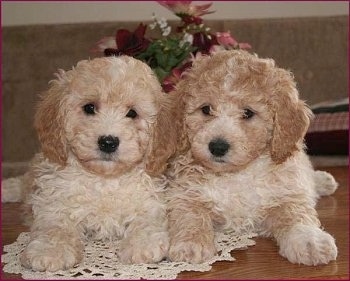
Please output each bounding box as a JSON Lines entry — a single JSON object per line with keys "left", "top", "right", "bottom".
{"left": 165, "top": 50, "right": 338, "bottom": 266}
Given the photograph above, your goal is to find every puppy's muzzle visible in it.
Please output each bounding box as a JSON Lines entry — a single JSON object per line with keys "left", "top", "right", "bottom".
{"left": 209, "top": 138, "right": 230, "bottom": 157}
{"left": 98, "top": 135, "right": 119, "bottom": 153}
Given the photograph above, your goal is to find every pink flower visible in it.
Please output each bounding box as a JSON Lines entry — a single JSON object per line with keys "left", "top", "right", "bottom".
{"left": 238, "top": 42, "right": 252, "bottom": 49}
{"left": 216, "top": 31, "right": 237, "bottom": 47}
{"left": 158, "top": 1, "right": 214, "bottom": 18}
{"left": 209, "top": 44, "right": 225, "bottom": 54}
{"left": 216, "top": 31, "right": 252, "bottom": 50}
{"left": 91, "top": 36, "right": 117, "bottom": 53}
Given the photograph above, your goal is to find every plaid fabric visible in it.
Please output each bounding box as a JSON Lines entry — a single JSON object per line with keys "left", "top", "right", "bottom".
{"left": 308, "top": 112, "right": 349, "bottom": 133}
{"left": 305, "top": 130, "right": 348, "bottom": 155}
{"left": 305, "top": 98, "right": 348, "bottom": 155}
{"left": 310, "top": 97, "right": 348, "bottom": 111}
{"left": 313, "top": 104, "right": 349, "bottom": 114}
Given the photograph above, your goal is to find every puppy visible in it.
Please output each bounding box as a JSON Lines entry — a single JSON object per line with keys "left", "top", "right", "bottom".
{"left": 163, "top": 50, "right": 338, "bottom": 265}
{"left": 2, "top": 56, "right": 171, "bottom": 271}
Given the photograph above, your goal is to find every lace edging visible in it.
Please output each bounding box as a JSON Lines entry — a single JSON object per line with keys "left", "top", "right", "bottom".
{"left": 2, "top": 231, "right": 256, "bottom": 280}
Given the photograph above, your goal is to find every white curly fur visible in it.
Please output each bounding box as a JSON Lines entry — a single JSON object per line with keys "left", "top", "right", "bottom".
{"left": 165, "top": 50, "right": 338, "bottom": 266}
{"left": 3, "top": 56, "right": 169, "bottom": 271}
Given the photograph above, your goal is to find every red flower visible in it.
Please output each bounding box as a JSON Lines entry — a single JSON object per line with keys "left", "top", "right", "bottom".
{"left": 237, "top": 42, "right": 252, "bottom": 49}
{"left": 162, "top": 61, "right": 192, "bottom": 92}
{"left": 192, "top": 32, "right": 217, "bottom": 54}
{"left": 104, "top": 23, "right": 150, "bottom": 57}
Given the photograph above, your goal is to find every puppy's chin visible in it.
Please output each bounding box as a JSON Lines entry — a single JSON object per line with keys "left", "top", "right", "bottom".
{"left": 192, "top": 150, "right": 251, "bottom": 174}
{"left": 80, "top": 159, "right": 136, "bottom": 177}
{"left": 199, "top": 158, "right": 246, "bottom": 174}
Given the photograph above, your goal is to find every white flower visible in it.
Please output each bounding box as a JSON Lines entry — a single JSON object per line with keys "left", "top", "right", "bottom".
{"left": 157, "top": 17, "right": 168, "bottom": 29}
{"left": 150, "top": 14, "right": 171, "bottom": 36}
{"left": 180, "top": 32, "right": 193, "bottom": 47}
{"left": 162, "top": 26, "right": 171, "bottom": 37}
{"left": 185, "top": 33, "right": 194, "bottom": 43}
{"left": 149, "top": 22, "right": 157, "bottom": 30}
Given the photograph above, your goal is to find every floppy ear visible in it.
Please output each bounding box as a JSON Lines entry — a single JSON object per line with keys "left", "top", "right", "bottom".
{"left": 270, "top": 73, "right": 313, "bottom": 163}
{"left": 145, "top": 90, "right": 189, "bottom": 176}
{"left": 34, "top": 71, "right": 69, "bottom": 166}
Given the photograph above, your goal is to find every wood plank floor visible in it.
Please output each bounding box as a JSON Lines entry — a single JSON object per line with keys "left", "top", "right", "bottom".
{"left": 1, "top": 166, "right": 349, "bottom": 280}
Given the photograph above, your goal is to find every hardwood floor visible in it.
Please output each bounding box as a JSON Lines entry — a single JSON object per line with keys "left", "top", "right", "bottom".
{"left": 1, "top": 166, "right": 349, "bottom": 280}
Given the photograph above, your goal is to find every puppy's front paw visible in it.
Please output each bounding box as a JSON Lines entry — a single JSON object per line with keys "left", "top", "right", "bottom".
{"left": 314, "top": 171, "right": 338, "bottom": 197}
{"left": 279, "top": 224, "right": 337, "bottom": 266}
{"left": 169, "top": 235, "right": 217, "bottom": 264}
{"left": 1, "top": 177, "right": 23, "bottom": 202}
{"left": 119, "top": 232, "right": 169, "bottom": 264}
{"left": 20, "top": 238, "right": 83, "bottom": 272}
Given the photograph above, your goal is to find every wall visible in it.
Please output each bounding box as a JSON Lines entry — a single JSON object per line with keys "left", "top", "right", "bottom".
{"left": 2, "top": 1, "right": 349, "bottom": 26}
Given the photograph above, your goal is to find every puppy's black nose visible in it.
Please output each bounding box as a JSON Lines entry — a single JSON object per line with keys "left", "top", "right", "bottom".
{"left": 98, "top": 135, "right": 119, "bottom": 153}
{"left": 209, "top": 138, "right": 230, "bottom": 157}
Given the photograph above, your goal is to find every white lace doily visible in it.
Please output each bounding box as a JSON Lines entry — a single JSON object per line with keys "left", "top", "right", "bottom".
{"left": 2, "top": 231, "right": 256, "bottom": 280}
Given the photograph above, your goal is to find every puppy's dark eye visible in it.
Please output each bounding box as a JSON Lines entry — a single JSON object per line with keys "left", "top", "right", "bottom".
{"left": 201, "top": 105, "right": 211, "bottom": 115}
{"left": 126, "top": 109, "right": 138, "bottom": 119}
{"left": 83, "top": 103, "right": 96, "bottom": 115}
{"left": 242, "top": 108, "right": 255, "bottom": 119}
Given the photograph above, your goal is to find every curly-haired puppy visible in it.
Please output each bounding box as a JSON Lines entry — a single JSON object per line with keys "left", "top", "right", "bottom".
{"left": 163, "top": 50, "right": 338, "bottom": 265}
{"left": 2, "top": 56, "right": 171, "bottom": 271}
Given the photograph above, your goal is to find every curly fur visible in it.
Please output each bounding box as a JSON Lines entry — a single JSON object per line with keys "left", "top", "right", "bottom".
{"left": 165, "top": 50, "right": 338, "bottom": 265}
{"left": 5, "top": 56, "right": 171, "bottom": 271}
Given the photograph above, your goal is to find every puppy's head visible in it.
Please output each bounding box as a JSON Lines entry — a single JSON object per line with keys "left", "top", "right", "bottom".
{"left": 171, "top": 50, "right": 312, "bottom": 173}
{"left": 35, "top": 56, "right": 165, "bottom": 176}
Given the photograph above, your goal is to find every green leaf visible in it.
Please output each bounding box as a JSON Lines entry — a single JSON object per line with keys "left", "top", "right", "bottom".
{"left": 153, "top": 67, "right": 170, "bottom": 82}
{"left": 155, "top": 52, "right": 167, "bottom": 68}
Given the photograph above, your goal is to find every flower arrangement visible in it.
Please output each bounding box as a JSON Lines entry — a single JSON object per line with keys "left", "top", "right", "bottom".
{"left": 94, "top": 1, "right": 251, "bottom": 92}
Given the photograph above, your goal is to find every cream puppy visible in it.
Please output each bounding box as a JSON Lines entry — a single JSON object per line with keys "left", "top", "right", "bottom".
{"left": 2, "top": 56, "right": 171, "bottom": 271}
